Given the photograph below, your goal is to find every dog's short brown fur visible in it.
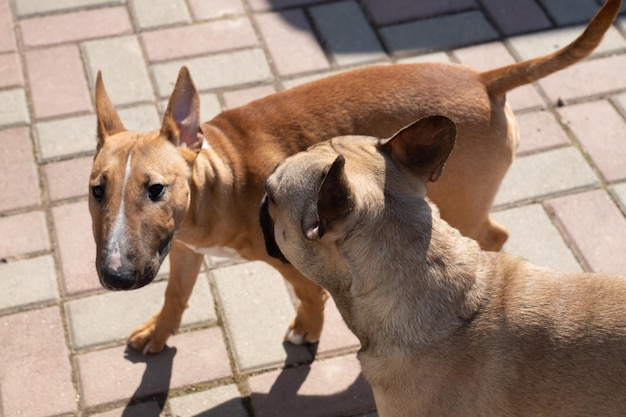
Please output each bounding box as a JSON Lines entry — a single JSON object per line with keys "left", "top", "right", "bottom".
{"left": 261, "top": 115, "right": 626, "bottom": 416}
{"left": 89, "top": 0, "right": 620, "bottom": 353}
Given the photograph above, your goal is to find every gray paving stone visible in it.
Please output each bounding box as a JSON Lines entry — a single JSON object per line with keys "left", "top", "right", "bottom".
{"left": 0, "top": 255, "right": 59, "bottom": 314}
{"left": 492, "top": 204, "right": 582, "bottom": 272}
{"left": 0, "top": 88, "right": 30, "bottom": 127}
{"left": 613, "top": 92, "right": 626, "bottom": 115}
{"left": 494, "top": 146, "right": 599, "bottom": 207}
{"left": 14, "top": 0, "right": 122, "bottom": 17}
{"left": 539, "top": 0, "right": 602, "bottom": 25}
{"left": 117, "top": 104, "right": 161, "bottom": 132}
{"left": 152, "top": 49, "right": 272, "bottom": 97}
{"left": 169, "top": 384, "right": 248, "bottom": 417}
{"left": 380, "top": 11, "right": 498, "bottom": 56}
{"left": 211, "top": 261, "right": 297, "bottom": 372}
{"left": 480, "top": 0, "right": 551, "bottom": 36}
{"left": 611, "top": 181, "right": 626, "bottom": 214}
{"left": 309, "top": 1, "right": 386, "bottom": 67}
{"left": 509, "top": 26, "right": 626, "bottom": 61}
{"left": 34, "top": 114, "right": 96, "bottom": 161}
{"left": 130, "top": 0, "right": 190, "bottom": 30}
{"left": 66, "top": 274, "right": 216, "bottom": 350}
{"left": 83, "top": 35, "right": 154, "bottom": 106}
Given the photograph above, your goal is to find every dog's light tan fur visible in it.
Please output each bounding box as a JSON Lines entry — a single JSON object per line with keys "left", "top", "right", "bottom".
{"left": 261, "top": 116, "right": 626, "bottom": 416}
{"left": 89, "top": 0, "right": 620, "bottom": 353}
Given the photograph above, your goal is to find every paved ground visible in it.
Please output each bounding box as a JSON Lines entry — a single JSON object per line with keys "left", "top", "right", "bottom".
{"left": 1, "top": 0, "right": 626, "bottom": 416}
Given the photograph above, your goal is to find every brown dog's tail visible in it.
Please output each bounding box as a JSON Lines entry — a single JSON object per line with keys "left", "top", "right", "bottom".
{"left": 480, "top": 0, "right": 622, "bottom": 97}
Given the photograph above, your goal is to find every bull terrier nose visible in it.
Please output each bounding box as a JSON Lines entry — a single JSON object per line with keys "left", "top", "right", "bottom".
{"left": 101, "top": 267, "right": 137, "bottom": 290}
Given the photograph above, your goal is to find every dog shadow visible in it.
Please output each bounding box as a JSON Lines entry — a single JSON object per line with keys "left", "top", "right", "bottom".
{"left": 121, "top": 345, "right": 177, "bottom": 417}
{"left": 193, "top": 342, "right": 376, "bottom": 417}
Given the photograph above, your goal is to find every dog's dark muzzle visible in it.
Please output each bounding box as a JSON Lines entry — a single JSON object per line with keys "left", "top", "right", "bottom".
{"left": 259, "top": 194, "right": 290, "bottom": 264}
{"left": 100, "top": 266, "right": 140, "bottom": 290}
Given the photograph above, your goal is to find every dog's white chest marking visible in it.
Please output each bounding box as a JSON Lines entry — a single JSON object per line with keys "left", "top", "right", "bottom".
{"left": 176, "top": 240, "right": 242, "bottom": 260}
{"left": 106, "top": 152, "right": 132, "bottom": 270}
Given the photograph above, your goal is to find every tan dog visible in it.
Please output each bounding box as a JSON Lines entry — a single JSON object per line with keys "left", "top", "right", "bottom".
{"left": 260, "top": 115, "right": 626, "bottom": 416}
{"left": 89, "top": 0, "right": 620, "bottom": 354}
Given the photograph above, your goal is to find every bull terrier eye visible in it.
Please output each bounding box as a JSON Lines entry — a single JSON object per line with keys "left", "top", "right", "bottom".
{"left": 92, "top": 185, "right": 105, "bottom": 202}
{"left": 148, "top": 184, "right": 166, "bottom": 202}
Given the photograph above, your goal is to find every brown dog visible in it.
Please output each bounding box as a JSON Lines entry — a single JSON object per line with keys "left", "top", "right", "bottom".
{"left": 89, "top": 0, "right": 620, "bottom": 353}
{"left": 260, "top": 115, "right": 626, "bottom": 416}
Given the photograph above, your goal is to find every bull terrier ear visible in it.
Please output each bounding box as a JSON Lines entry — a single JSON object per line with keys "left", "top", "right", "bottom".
{"left": 380, "top": 115, "right": 457, "bottom": 182}
{"left": 308, "top": 155, "right": 354, "bottom": 242}
{"left": 95, "top": 71, "right": 125, "bottom": 149}
{"left": 160, "top": 66, "right": 205, "bottom": 153}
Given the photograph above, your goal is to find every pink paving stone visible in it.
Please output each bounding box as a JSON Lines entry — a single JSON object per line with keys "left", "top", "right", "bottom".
{"left": 363, "top": 0, "right": 477, "bottom": 25}
{"left": 0, "top": 52, "right": 23, "bottom": 88}
{"left": 539, "top": 55, "right": 626, "bottom": 104}
{"left": 453, "top": 41, "right": 544, "bottom": 111}
{"left": 142, "top": 18, "right": 257, "bottom": 62}
{"left": 0, "top": 127, "right": 40, "bottom": 212}
{"left": 545, "top": 189, "right": 626, "bottom": 274}
{"left": 0, "top": 0, "right": 16, "bottom": 53}
{"left": 558, "top": 100, "right": 626, "bottom": 183}
{"left": 20, "top": 7, "right": 132, "bottom": 48}
{"left": 222, "top": 85, "right": 276, "bottom": 109}
{"left": 77, "top": 327, "right": 231, "bottom": 407}
{"left": 43, "top": 156, "right": 92, "bottom": 201}
{"left": 187, "top": 0, "right": 245, "bottom": 19}
{"left": 0, "top": 210, "right": 49, "bottom": 259}
{"left": 25, "top": 44, "right": 92, "bottom": 120}
{"left": 317, "top": 298, "right": 360, "bottom": 356}
{"left": 52, "top": 200, "right": 99, "bottom": 295}
{"left": 516, "top": 110, "right": 571, "bottom": 156}
{"left": 0, "top": 307, "right": 77, "bottom": 416}
{"left": 249, "top": 355, "right": 375, "bottom": 417}
{"left": 255, "top": 10, "right": 329, "bottom": 76}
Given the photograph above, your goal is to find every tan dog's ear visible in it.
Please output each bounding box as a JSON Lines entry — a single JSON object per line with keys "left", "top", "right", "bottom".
{"left": 95, "top": 71, "right": 125, "bottom": 149}
{"left": 160, "top": 66, "right": 205, "bottom": 154}
{"left": 380, "top": 115, "right": 457, "bottom": 182}
{"left": 308, "top": 155, "right": 354, "bottom": 241}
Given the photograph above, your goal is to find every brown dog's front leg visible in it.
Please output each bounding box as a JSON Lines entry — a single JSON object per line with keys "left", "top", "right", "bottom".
{"left": 127, "top": 240, "right": 204, "bottom": 354}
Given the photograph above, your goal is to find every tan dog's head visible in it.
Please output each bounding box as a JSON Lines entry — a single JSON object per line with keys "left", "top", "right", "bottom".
{"left": 89, "top": 67, "right": 204, "bottom": 290}
{"left": 260, "top": 115, "right": 456, "bottom": 295}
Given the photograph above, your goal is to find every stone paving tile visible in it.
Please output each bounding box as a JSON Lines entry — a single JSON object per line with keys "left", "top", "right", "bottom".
{"left": 255, "top": 10, "right": 329, "bottom": 75}
{"left": 66, "top": 274, "right": 216, "bottom": 350}
{"left": 492, "top": 204, "right": 582, "bottom": 272}
{"left": 117, "top": 103, "right": 161, "bottom": 132}
{"left": 545, "top": 189, "right": 626, "bottom": 274}
{"left": 0, "top": 88, "right": 30, "bottom": 127}
{"left": 538, "top": 55, "right": 626, "bottom": 104}
{"left": 141, "top": 18, "right": 257, "bottom": 63}
{"left": 363, "top": 0, "right": 477, "bottom": 25}
{"left": 539, "top": 0, "right": 604, "bottom": 25}
{"left": 25, "top": 45, "right": 92, "bottom": 120}
{"left": 77, "top": 327, "right": 231, "bottom": 408}
{"left": 494, "top": 146, "right": 599, "bottom": 207}
{"left": 0, "top": 307, "right": 77, "bottom": 416}
{"left": 309, "top": 1, "right": 386, "bottom": 67}
{"left": 83, "top": 36, "right": 153, "bottom": 106}
{"left": 0, "top": 52, "right": 23, "bottom": 88}
{"left": 0, "top": 210, "right": 50, "bottom": 259}
{"left": 52, "top": 200, "right": 99, "bottom": 295}
{"left": 34, "top": 114, "right": 97, "bottom": 161}
{"left": 558, "top": 100, "right": 626, "bottom": 183}
{"left": 212, "top": 261, "right": 299, "bottom": 372}
{"left": 452, "top": 42, "right": 545, "bottom": 112}
{"left": 0, "top": 255, "right": 59, "bottom": 314}
{"left": 611, "top": 181, "right": 626, "bottom": 213}
{"left": 92, "top": 401, "right": 163, "bottom": 417}
{"left": 0, "top": 0, "right": 16, "bottom": 53}
{"left": 223, "top": 85, "right": 276, "bottom": 109}
{"left": 248, "top": 355, "right": 375, "bottom": 417}
{"left": 380, "top": 11, "right": 499, "bottom": 56}
{"left": 20, "top": 7, "right": 132, "bottom": 48}
{"left": 248, "top": 0, "right": 319, "bottom": 12}
{"left": 169, "top": 384, "right": 248, "bottom": 417}
{"left": 0, "top": 127, "right": 40, "bottom": 212}
{"left": 14, "top": 0, "right": 123, "bottom": 17}
{"left": 516, "top": 110, "right": 572, "bottom": 155}
{"left": 187, "top": 0, "right": 246, "bottom": 19}
{"left": 152, "top": 49, "right": 272, "bottom": 97}
{"left": 130, "top": 0, "right": 190, "bottom": 30}
{"left": 480, "top": 0, "right": 552, "bottom": 36}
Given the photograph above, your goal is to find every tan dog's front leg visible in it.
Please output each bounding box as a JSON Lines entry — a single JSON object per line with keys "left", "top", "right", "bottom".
{"left": 128, "top": 240, "right": 204, "bottom": 354}
{"left": 275, "top": 265, "right": 330, "bottom": 344}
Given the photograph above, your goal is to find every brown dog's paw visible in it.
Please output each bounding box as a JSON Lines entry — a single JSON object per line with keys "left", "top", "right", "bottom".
{"left": 127, "top": 313, "right": 176, "bottom": 354}
{"left": 283, "top": 315, "right": 323, "bottom": 345}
